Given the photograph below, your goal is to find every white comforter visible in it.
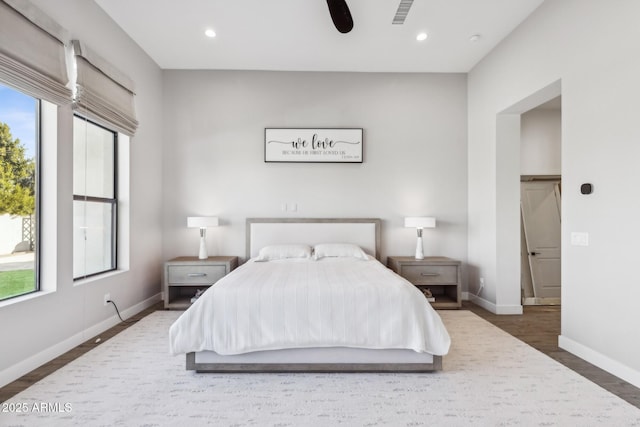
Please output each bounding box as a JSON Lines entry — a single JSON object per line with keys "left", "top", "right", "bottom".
{"left": 169, "top": 257, "right": 451, "bottom": 356}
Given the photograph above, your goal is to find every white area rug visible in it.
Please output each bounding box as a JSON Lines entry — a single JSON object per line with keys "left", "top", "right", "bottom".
{"left": 2, "top": 310, "right": 639, "bottom": 426}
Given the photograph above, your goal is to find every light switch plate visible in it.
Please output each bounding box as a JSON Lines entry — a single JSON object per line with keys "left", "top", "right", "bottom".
{"left": 571, "top": 232, "right": 589, "bottom": 246}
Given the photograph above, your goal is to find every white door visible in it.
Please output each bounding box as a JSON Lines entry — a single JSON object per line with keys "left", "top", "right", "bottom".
{"left": 521, "top": 181, "right": 561, "bottom": 299}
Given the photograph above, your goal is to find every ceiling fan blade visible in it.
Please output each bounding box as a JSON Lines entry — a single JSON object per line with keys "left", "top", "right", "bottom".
{"left": 326, "top": 0, "right": 353, "bottom": 33}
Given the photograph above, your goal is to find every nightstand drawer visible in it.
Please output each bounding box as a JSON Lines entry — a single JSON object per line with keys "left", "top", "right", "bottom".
{"left": 401, "top": 265, "right": 458, "bottom": 285}
{"left": 167, "top": 265, "right": 227, "bottom": 284}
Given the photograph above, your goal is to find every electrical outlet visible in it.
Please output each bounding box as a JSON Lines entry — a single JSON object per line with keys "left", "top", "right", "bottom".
{"left": 103, "top": 293, "right": 111, "bottom": 306}
{"left": 477, "top": 278, "right": 485, "bottom": 296}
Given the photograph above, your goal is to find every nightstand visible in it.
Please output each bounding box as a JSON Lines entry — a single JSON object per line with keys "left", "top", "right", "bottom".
{"left": 387, "top": 256, "right": 462, "bottom": 309}
{"left": 163, "top": 256, "right": 238, "bottom": 309}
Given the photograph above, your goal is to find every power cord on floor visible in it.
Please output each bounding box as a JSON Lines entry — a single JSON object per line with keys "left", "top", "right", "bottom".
{"left": 107, "top": 300, "right": 138, "bottom": 325}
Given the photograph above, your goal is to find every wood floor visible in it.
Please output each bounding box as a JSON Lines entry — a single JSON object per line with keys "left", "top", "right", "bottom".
{"left": 1, "top": 301, "right": 639, "bottom": 409}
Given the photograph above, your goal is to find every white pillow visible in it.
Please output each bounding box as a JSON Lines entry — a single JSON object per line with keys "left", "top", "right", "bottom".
{"left": 256, "top": 244, "right": 312, "bottom": 261}
{"left": 313, "top": 243, "right": 369, "bottom": 260}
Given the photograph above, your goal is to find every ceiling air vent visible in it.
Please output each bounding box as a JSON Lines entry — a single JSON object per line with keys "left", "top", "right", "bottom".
{"left": 392, "top": 0, "right": 414, "bottom": 25}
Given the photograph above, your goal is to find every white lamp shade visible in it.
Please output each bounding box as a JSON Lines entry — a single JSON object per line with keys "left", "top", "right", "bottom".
{"left": 187, "top": 216, "right": 219, "bottom": 228}
{"left": 404, "top": 217, "right": 436, "bottom": 229}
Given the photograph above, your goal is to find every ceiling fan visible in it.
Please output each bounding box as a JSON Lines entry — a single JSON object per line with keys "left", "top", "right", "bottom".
{"left": 326, "top": 0, "right": 353, "bottom": 33}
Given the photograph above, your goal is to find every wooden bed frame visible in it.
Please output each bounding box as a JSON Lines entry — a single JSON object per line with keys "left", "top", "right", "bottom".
{"left": 185, "top": 217, "right": 443, "bottom": 373}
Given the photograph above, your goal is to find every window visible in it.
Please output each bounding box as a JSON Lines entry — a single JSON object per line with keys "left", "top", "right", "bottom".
{"left": 0, "top": 83, "right": 39, "bottom": 301}
{"left": 73, "top": 116, "right": 117, "bottom": 279}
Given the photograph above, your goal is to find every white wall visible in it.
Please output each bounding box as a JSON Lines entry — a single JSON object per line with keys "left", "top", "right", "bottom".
{"left": 0, "top": 0, "right": 164, "bottom": 386}
{"left": 162, "top": 71, "right": 468, "bottom": 268}
{"left": 521, "top": 109, "right": 561, "bottom": 176}
{"left": 468, "top": 0, "right": 640, "bottom": 386}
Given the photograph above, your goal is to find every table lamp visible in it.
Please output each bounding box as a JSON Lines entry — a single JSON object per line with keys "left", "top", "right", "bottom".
{"left": 187, "top": 216, "right": 219, "bottom": 259}
{"left": 404, "top": 217, "right": 436, "bottom": 259}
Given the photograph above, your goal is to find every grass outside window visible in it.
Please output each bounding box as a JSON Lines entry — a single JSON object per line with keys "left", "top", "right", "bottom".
{"left": 0, "top": 269, "right": 35, "bottom": 300}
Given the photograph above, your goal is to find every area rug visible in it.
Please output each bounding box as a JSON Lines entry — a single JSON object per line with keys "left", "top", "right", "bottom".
{"left": 2, "top": 310, "right": 639, "bottom": 426}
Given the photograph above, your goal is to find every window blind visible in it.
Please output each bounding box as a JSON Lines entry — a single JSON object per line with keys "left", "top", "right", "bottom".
{"left": 0, "top": 0, "right": 72, "bottom": 105}
{"left": 72, "top": 40, "right": 138, "bottom": 137}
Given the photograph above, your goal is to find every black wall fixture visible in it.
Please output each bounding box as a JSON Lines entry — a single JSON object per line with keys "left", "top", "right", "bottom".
{"left": 580, "top": 183, "right": 593, "bottom": 194}
{"left": 327, "top": 0, "right": 354, "bottom": 33}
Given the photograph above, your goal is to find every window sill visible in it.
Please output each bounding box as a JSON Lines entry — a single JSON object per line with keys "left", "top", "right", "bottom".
{"left": 73, "top": 268, "right": 129, "bottom": 287}
{"left": 0, "top": 289, "right": 56, "bottom": 309}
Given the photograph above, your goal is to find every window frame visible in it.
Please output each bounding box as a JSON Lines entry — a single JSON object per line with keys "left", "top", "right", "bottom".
{"left": 33, "top": 98, "right": 41, "bottom": 296}
{"left": 72, "top": 114, "right": 119, "bottom": 280}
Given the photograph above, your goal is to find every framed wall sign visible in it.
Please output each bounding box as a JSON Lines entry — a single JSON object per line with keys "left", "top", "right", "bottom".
{"left": 265, "top": 128, "right": 363, "bottom": 163}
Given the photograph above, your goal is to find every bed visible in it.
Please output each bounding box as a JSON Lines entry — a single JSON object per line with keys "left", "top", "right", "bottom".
{"left": 169, "top": 218, "right": 451, "bottom": 372}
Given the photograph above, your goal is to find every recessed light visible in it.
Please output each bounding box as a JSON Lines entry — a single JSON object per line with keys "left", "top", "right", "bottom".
{"left": 469, "top": 34, "right": 481, "bottom": 42}
{"left": 205, "top": 29, "right": 216, "bottom": 38}
{"left": 416, "top": 32, "right": 428, "bottom": 41}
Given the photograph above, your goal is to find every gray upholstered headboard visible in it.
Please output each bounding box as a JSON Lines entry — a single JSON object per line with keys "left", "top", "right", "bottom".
{"left": 246, "top": 218, "right": 381, "bottom": 260}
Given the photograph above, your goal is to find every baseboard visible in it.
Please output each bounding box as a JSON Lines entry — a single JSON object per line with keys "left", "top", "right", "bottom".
{"left": 468, "top": 294, "right": 523, "bottom": 315}
{"left": 0, "top": 293, "right": 161, "bottom": 388}
{"left": 522, "top": 297, "right": 561, "bottom": 306}
{"left": 468, "top": 294, "right": 496, "bottom": 312}
{"left": 559, "top": 335, "right": 640, "bottom": 390}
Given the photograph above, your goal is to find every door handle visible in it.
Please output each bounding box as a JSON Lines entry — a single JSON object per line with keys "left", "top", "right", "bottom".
{"left": 529, "top": 252, "right": 540, "bottom": 256}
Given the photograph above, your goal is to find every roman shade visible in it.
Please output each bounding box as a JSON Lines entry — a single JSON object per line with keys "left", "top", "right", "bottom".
{"left": 0, "top": 0, "right": 72, "bottom": 105}
{"left": 72, "top": 40, "right": 138, "bottom": 136}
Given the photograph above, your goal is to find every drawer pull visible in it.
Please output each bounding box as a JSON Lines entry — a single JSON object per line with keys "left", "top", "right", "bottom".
{"left": 420, "top": 273, "right": 439, "bottom": 277}
{"left": 187, "top": 273, "right": 207, "bottom": 277}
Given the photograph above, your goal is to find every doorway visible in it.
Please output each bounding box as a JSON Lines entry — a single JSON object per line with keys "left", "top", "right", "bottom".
{"left": 519, "top": 94, "right": 562, "bottom": 306}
